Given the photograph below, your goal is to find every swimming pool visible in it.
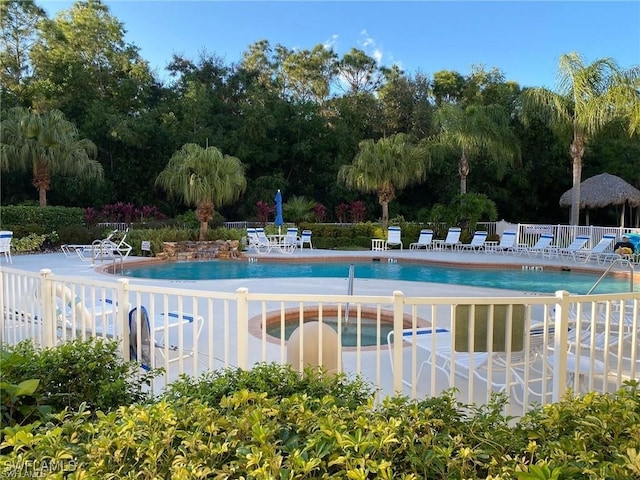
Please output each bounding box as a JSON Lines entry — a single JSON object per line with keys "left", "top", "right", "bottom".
{"left": 121, "top": 260, "right": 635, "bottom": 295}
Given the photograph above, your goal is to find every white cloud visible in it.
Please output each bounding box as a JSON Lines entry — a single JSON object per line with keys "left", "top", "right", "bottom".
{"left": 358, "top": 29, "right": 383, "bottom": 65}
{"left": 323, "top": 34, "right": 339, "bottom": 51}
{"left": 360, "top": 29, "right": 375, "bottom": 48}
{"left": 372, "top": 48, "right": 383, "bottom": 64}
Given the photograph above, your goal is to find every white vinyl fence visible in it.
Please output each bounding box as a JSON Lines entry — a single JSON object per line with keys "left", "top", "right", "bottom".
{"left": 2, "top": 264, "right": 638, "bottom": 417}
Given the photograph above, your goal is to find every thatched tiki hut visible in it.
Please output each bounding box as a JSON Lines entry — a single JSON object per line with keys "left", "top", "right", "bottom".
{"left": 559, "top": 173, "right": 640, "bottom": 226}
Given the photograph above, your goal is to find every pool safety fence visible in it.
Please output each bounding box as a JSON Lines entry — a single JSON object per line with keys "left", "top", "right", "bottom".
{"left": 1, "top": 265, "right": 639, "bottom": 416}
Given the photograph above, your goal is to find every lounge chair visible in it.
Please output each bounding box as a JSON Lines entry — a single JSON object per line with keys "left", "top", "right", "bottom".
{"left": 65, "top": 229, "right": 132, "bottom": 261}
{"left": 298, "top": 230, "right": 313, "bottom": 249}
{"left": 517, "top": 234, "right": 554, "bottom": 257}
{"left": 0, "top": 230, "right": 13, "bottom": 263}
{"left": 553, "top": 235, "right": 591, "bottom": 261}
{"left": 61, "top": 229, "right": 117, "bottom": 258}
{"left": 409, "top": 229, "right": 434, "bottom": 250}
{"left": 577, "top": 234, "right": 618, "bottom": 264}
{"left": 458, "top": 231, "right": 488, "bottom": 253}
{"left": 433, "top": 227, "right": 462, "bottom": 250}
{"left": 252, "top": 228, "right": 273, "bottom": 255}
{"left": 487, "top": 230, "right": 517, "bottom": 254}
{"left": 385, "top": 226, "right": 403, "bottom": 250}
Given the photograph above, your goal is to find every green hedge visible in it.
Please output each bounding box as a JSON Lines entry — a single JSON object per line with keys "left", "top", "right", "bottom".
{"left": 0, "top": 205, "right": 84, "bottom": 237}
{"left": 2, "top": 381, "right": 640, "bottom": 478}
{"left": 2, "top": 341, "right": 639, "bottom": 479}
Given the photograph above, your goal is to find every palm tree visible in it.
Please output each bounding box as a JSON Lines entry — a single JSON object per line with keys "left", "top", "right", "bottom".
{"left": 284, "top": 195, "right": 316, "bottom": 225}
{"left": 430, "top": 103, "right": 520, "bottom": 195}
{"left": 521, "top": 52, "right": 640, "bottom": 225}
{"left": 338, "top": 133, "right": 429, "bottom": 230}
{"left": 0, "top": 107, "right": 101, "bottom": 206}
{"left": 155, "top": 143, "right": 246, "bottom": 240}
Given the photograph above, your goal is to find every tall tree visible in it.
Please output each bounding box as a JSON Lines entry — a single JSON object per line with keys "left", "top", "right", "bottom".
{"left": 335, "top": 48, "right": 382, "bottom": 95}
{"left": 0, "top": 107, "right": 102, "bottom": 206}
{"left": 338, "top": 133, "right": 429, "bottom": 229}
{"left": 521, "top": 52, "right": 640, "bottom": 225}
{"left": 430, "top": 103, "right": 520, "bottom": 194}
{"left": 155, "top": 143, "right": 247, "bottom": 240}
{"left": 29, "top": 0, "right": 152, "bottom": 116}
{"left": 0, "top": 0, "right": 46, "bottom": 106}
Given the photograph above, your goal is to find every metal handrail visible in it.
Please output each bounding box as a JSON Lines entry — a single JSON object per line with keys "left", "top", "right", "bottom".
{"left": 345, "top": 264, "right": 355, "bottom": 325}
{"left": 586, "top": 258, "right": 634, "bottom": 294}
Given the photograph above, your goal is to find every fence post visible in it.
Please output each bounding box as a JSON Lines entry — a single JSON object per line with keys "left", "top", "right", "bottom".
{"left": 552, "top": 290, "right": 570, "bottom": 402}
{"left": 392, "top": 290, "right": 405, "bottom": 394}
{"left": 117, "top": 278, "right": 130, "bottom": 361}
{"left": 236, "top": 287, "right": 249, "bottom": 369}
{"left": 39, "top": 269, "right": 55, "bottom": 348}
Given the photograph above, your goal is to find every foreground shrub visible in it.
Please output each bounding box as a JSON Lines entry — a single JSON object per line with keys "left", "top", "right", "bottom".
{"left": 1, "top": 339, "right": 160, "bottom": 416}
{"left": 0, "top": 350, "right": 51, "bottom": 429}
{"left": 162, "top": 363, "right": 376, "bottom": 410}
{"left": 2, "top": 364, "right": 639, "bottom": 478}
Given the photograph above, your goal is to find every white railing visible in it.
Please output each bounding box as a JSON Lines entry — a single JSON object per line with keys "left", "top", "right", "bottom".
{"left": 2, "top": 264, "right": 638, "bottom": 416}
{"left": 516, "top": 224, "right": 639, "bottom": 249}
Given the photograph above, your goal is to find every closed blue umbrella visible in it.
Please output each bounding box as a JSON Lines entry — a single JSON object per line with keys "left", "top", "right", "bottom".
{"left": 274, "top": 189, "right": 284, "bottom": 234}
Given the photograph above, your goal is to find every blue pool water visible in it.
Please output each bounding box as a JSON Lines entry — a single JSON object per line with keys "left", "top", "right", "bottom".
{"left": 121, "top": 260, "right": 635, "bottom": 295}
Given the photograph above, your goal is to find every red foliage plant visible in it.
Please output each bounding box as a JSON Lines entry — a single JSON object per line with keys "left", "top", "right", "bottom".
{"left": 350, "top": 201, "right": 366, "bottom": 223}
{"left": 313, "top": 203, "right": 327, "bottom": 223}
{"left": 335, "top": 203, "right": 349, "bottom": 223}
{"left": 256, "top": 201, "right": 274, "bottom": 226}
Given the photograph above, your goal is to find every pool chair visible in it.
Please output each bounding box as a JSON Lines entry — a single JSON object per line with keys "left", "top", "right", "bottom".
{"left": 61, "top": 229, "right": 117, "bottom": 259}
{"left": 285, "top": 227, "right": 300, "bottom": 250}
{"left": 517, "top": 234, "right": 554, "bottom": 257}
{"left": 409, "top": 229, "right": 434, "bottom": 250}
{"left": 298, "top": 230, "right": 313, "bottom": 249}
{"left": 388, "top": 304, "right": 555, "bottom": 405}
{"left": 0, "top": 230, "right": 13, "bottom": 263}
{"left": 128, "top": 306, "right": 204, "bottom": 370}
{"left": 67, "top": 229, "right": 132, "bottom": 262}
{"left": 552, "top": 234, "right": 591, "bottom": 261}
{"left": 487, "top": 230, "right": 517, "bottom": 255}
{"left": 577, "top": 234, "right": 619, "bottom": 264}
{"left": 458, "top": 231, "right": 488, "bottom": 253}
{"left": 433, "top": 227, "right": 462, "bottom": 250}
{"left": 250, "top": 228, "right": 272, "bottom": 255}
{"left": 384, "top": 226, "right": 403, "bottom": 250}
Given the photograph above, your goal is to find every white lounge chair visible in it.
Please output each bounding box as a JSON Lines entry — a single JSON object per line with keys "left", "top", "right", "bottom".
{"left": 385, "top": 226, "right": 403, "bottom": 250}
{"left": 254, "top": 228, "right": 273, "bottom": 255}
{"left": 553, "top": 235, "right": 591, "bottom": 261}
{"left": 458, "top": 231, "right": 488, "bottom": 253}
{"left": 487, "top": 230, "right": 517, "bottom": 254}
{"left": 61, "top": 229, "right": 117, "bottom": 258}
{"left": 66, "top": 229, "right": 132, "bottom": 261}
{"left": 517, "top": 234, "right": 554, "bottom": 257}
{"left": 0, "top": 230, "right": 13, "bottom": 263}
{"left": 577, "top": 234, "right": 618, "bottom": 264}
{"left": 409, "top": 229, "right": 434, "bottom": 250}
{"left": 433, "top": 227, "right": 462, "bottom": 250}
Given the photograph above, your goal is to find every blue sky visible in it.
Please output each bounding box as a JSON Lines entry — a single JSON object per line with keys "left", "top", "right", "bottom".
{"left": 44, "top": 1, "right": 640, "bottom": 89}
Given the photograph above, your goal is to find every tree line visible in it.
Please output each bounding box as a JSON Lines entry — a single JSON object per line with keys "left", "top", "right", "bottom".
{"left": 1, "top": 0, "right": 639, "bottom": 228}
